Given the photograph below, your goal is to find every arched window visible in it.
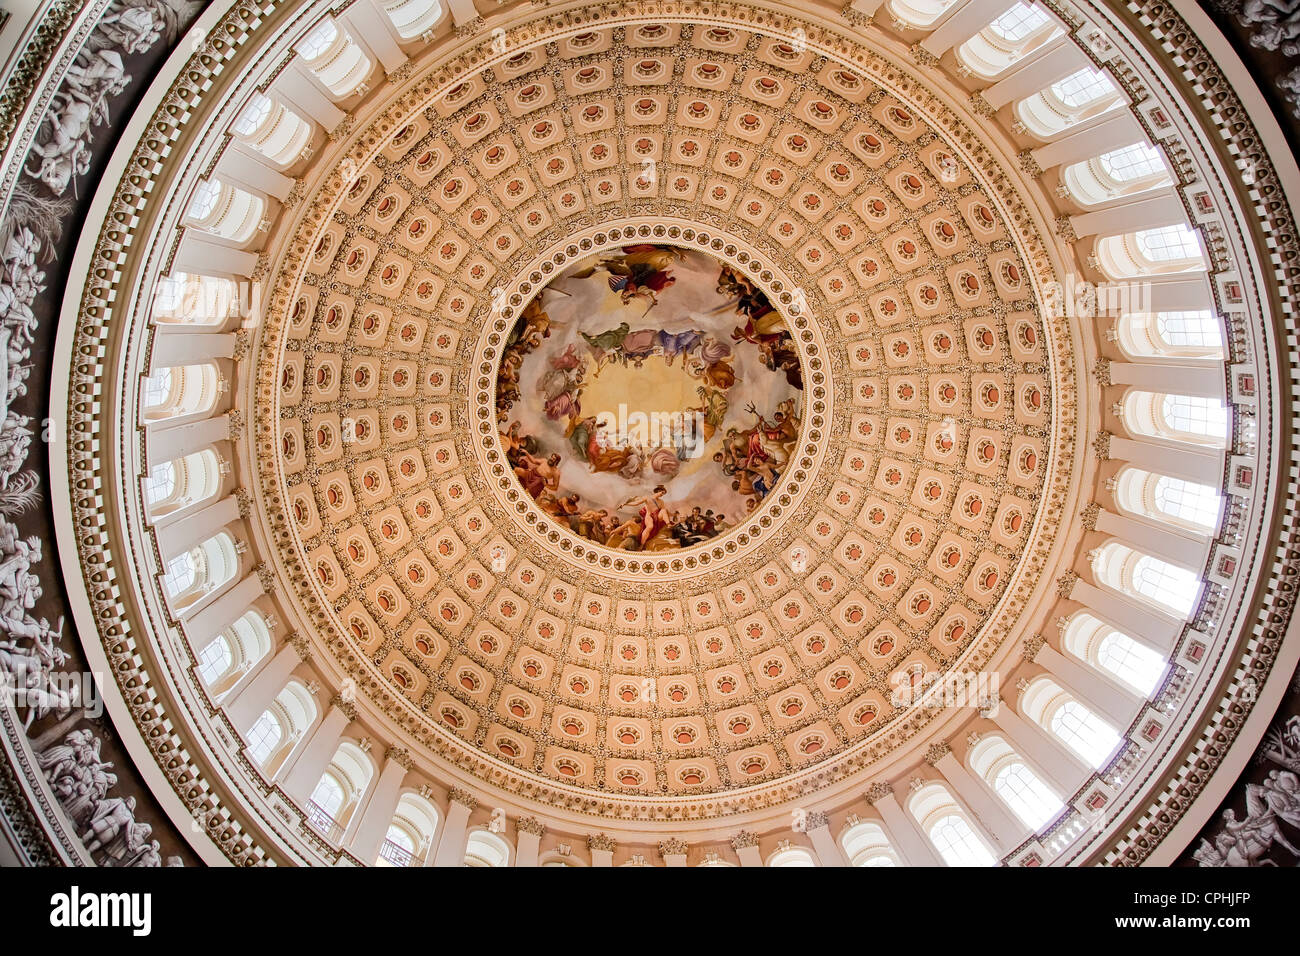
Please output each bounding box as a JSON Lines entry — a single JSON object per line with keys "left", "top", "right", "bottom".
{"left": 464, "top": 830, "right": 512, "bottom": 867}
{"left": 1129, "top": 553, "right": 1201, "bottom": 616}
{"left": 198, "top": 610, "right": 273, "bottom": 696}
{"left": 969, "top": 735, "right": 1065, "bottom": 830}
{"left": 307, "top": 743, "right": 374, "bottom": 841}
{"left": 231, "top": 92, "right": 313, "bottom": 167}
{"left": 246, "top": 710, "right": 282, "bottom": 765}
{"left": 1061, "top": 612, "right": 1168, "bottom": 696}
{"left": 152, "top": 273, "right": 242, "bottom": 326}
{"left": 1100, "top": 143, "right": 1166, "bottom": 182}
{"left": 1098, "top": 226, "right": 1206, "bottom": 279}
{"left": 1120, "top": 390, "right": 1229, "bottom": 448}
{"left": 143, "top": 449, "right": 224, "bottom": 518}
{"left": 196, "top": 634, "right": 234, "bottom": 686}
{"left": 142, "top": 368, "right": 174, "bottom": 411}
{"left": 910, "top": 783, "right": 997, "bottom": 866}
{"left": 957, "top": 3, "right": 1061, "bottom": 80}
{"left": 1051, "top": 702, "right": 1120, "bottom": 768}
{"left": 1136, "top": 225, "right": 1202, "bottom": 262}
{"left": 377, "top": 824, "right": 417, "bottom": 867}
{"left": 246, "top": 680, "right": 317, "bottom": 774}
{"left": 383, "top": 0, "right": 443, "bottom": 39}
{"left": 1061, "top": 141, "right": 1172, "bottom": 207}
{"left": 1116, "top": 311, "right": 1223, "bottom": 360}
{"left": 1113, "top": 467, "right": 1222, "bottom": 534}
{"left": 1051, "top": 68, "right": 1117, "bottom": 108}
{"left": 1022, "top": 677, "right": 1122, "bottom": 769}
{"left": 1160, "top": 394, "right": 1228, "bottom": 442}
{"left": 767, "top": 846, "right": 818, "bottom": 867}
{"left": 185, "top": 178, "right": 266, "bottom": 245}
{"left": 296, "top": 18, "right": 338, "bottom": 59}
{"left": 988, "top": 3, "right": 1050, "bottom": 41}
{"left": 1018, "top": 66, "right": 1122, "bottom": 138}
{"left": 295, "top": 18, "right": 372, "bottom": 98}
{"left": 887, "top": 0, "right": 957, "bottom": 28}
{"left": 161, "top": 531, "right": 241, "bottom": 609}
{"left": 144, "top": 462, "right": 177, "bottom": 508}
{"left": 162, "top": 550, "right": 198, "bottom": 597}
{"left": 930, "top": 815, "right": 995, "bottom": 866}
{"left": 993, "top": 763, "right": 1062, "bottom": 830}
{"left": 1092, "top": 540, "right": 1203, "bottom": 618}
{"left": 841, "top": 821, "right": 899, "bottom": 866}
{"left": 377, "top": 793, "right": 440, "bottom": 867}
{"left": 141, "top": 363, "right": 224, "bottom": 422}
{"left": 1096, "top": 632, "right": 1166, "bottom": 695}
{"left": 308, "top": 772, "right": 347, "bottom": 838}
{"left": 187, "top": 180, "right": 221, "bottom": 222}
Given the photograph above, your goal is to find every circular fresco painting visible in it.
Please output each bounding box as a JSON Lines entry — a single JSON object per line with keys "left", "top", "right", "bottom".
{"left": 495, "top": 244, "right": 804, "bottom": 552}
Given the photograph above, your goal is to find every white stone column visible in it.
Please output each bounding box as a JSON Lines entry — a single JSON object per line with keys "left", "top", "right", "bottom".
{"left": 1029, "top": 112, "right": 1145, "bottom": 170}
{"left": 989, "top": 699, "right": 1091, "bottom": 796}
{"left": 1107, "top": 361, "right": 1223, "bottom": 400}
{"left": 282, "top": 699, "right": 353, "bottom": 800}
{"left": 1143, "top": 274, "right": 1215, "bottom": 313}
{"left": 1034, "top": 643, "right": 1144, "bottom": 728}
{"left": 1095, "top": 509, "right": 1210, "bottom": 573}
{"left": 659, "top": 839, "right": 688, "bottom": 866}
{"left": 445, "top": 0, "right": 481, "bottom": 27}
{"left": 276, "top": 62, "right": 348, "bottom": 126}
{"left": 931, "top": 746, "right": 1027, "bottom": 852}
{"left": 431, "top": 790, "right": 476, "bottom": 866}
{"left": 223, "top": 640, "right": 301, "bottom": 732}
{"left": 348, "top": 748, "right": 411, "bottom": 863}
{"left": 921, "top": 0, "right": 1020, "bottom": 56}
{"left": 180, "top": 572, "right": 265, "bottom": 650}
{"left": 342, "top": 2, "right": 407, "bottom": 73}
{"left": 979, "top": 38, "right": 1081, "bottom": 110}
{"left": 173, "top": 236, "right": 259, "bottom": 279}
{"left": 731, "top": 831, "right": 763, "bottom": 866}
{"left": 806, "top": 813, "right": 847, "bottom": 866}
{"left": 155, "top": 495, "right": 241, "bottom": 562}
{"left": 219, "top": 144, "right": 295, "bottom": 202}
{"left": 514, "top": 819, "right": 543, "bottom": 867}
{"left": 1070, "top": 191, "right": 1186, "bottom": 238}
{"left": 149, "top": 330, "right": 237, "bottom": 370}
{"left": 1067, "top": 579, "right": 1182, "bottom": 654}
{"left": 868, "top": 783, "right": 944, "bottom": 866}
{"left": 1106, "top": 435, "right": 1223, "bottom": 488}
{"left": 588, "top": 835, "right": 616, "bottom": 866}
{"left": 145, "top": 414, "right": 231, "bottom": 470}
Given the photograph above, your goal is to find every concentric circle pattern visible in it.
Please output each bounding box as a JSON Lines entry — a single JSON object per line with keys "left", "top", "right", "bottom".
{"left": 257, "top": 18, "right": 1067, "bottom": 799}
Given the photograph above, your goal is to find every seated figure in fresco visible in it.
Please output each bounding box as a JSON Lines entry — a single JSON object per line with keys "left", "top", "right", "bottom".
{"left": 513, "top": 452, "right": 562, "bottom": 498}
{"left": 758, "top": 333, "right": 803, "bottom": 390}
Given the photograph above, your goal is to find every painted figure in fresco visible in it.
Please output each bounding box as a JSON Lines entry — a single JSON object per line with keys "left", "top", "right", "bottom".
{"left": 569, "top": 245, "right": 682, "bottom": 312}
{"left": 658, "top": 328, "right": 702, "bottom": 366}
{"left": 622, "top": 486, "right": 673, "bottom": 549}
{"left": 513, "top": 452, "right": 562, "bottom": 498}
{"left": 619, "top": 328, "right": 660, "bottom": 366}
{"left": 579, "top": 321, "right": 630, "bottom": 368}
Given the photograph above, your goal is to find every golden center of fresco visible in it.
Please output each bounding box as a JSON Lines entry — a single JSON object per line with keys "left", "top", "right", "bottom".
{"left": 495, "top": 244, "right": 804, "bottom": 552}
